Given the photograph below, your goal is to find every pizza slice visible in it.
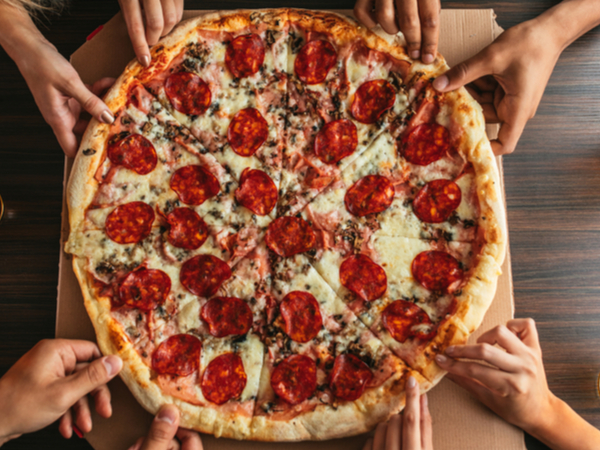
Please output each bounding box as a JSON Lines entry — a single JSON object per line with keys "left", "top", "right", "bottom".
{"left": 277, "top": 11, "right": 415, "bottom": 216}
{"left": 136, "top": 10, "right": 288, "bottom": 200}
{"left": 67, "top": 81, "right": 275, "bottom": 267}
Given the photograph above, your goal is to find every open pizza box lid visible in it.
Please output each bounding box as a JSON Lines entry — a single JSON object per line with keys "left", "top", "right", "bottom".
{"left": 57, "top": 9, "right": 525, "bottom": 450}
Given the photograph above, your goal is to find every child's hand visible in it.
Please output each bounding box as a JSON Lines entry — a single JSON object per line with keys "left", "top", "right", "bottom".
{"left": 354, "top": 0, "right": 440, "bottom": 63}
{"left": 435, "top": 318, "right": 554, "bottom": 433}
{"left": 363, "top": 376, "right": 433, "bottom": 450}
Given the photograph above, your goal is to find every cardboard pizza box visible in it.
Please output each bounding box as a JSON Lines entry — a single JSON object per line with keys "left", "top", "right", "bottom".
{"left": 57, "top": 9, "right": 525, "bottom": 450}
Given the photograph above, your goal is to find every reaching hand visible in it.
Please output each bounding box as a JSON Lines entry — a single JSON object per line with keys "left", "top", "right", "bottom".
{"left": 354, "top": 0, "right": 440, "bottom": 63}
{"left": 0, "top": 339, "right": 122, "bottom": 445}
{"left": 363, "top": 376, "right": 433, "bottom": 450}
{"left": 119, "top": 0, "right": 185, "bottom": 67}
{"left": 431, "top": 19, "right": 563, "bottom": 155}
{"left": 128, "top": 404, "right": 203, "bottom": 450}
{"left": 435, "top": 319, "right": 553, "bottom": 432}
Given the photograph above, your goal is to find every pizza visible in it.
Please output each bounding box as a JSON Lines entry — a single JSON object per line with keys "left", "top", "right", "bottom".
{"left": 64, "top": 8, "right": 506, "bottom": 441}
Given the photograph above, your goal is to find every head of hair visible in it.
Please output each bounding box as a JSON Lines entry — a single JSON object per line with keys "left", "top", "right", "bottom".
{"left": 3, "top": 0, "right": 69, "bottom": 15}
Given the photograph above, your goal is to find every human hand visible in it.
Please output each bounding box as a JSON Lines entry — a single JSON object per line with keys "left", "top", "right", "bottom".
{"left": 119, "top": 0, "right": 185, "bottom": 67}
{"left": 363, "top": 376, "right": 433, "bottom": 450}
{"left": 431, "top": 18, "right": 563, "bottom": 155}
{"left": 0, "top": 339, "right": 122, "bottom": 445}
{"left": 128, "top": 404, "right": 203, "bottom": 450}
{"left": 354, "top": 0, "right": 440, "bottom": 63}
{"left": 434, "top": 318, "right": 555, "bottom": 434}
{"left": 14, "top": 36, "right": 116, "bottom": 157}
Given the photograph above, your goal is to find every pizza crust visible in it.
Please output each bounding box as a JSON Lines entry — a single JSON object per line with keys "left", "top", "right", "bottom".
{"left": 66, "top": 8, "right": 507, "bottom": 442}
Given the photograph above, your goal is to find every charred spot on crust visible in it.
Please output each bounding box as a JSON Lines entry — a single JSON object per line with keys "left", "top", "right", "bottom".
{"left": 82, "top": 148, "right": 97, "bottom": 156}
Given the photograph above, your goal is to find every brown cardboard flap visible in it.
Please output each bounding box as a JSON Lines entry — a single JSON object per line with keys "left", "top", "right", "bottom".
{"left": 60, "top": 9, "right": 523, "bottom": 450}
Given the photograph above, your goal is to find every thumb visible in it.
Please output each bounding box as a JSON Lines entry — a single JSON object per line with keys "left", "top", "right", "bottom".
{"left": 432, "top": 49, "right": 494, "bottom": 92}
{"left": 66, "top": 74, "right": 115, "bottom": 125}
{"left": 60, "top": 355, "right": 122, "bottom": 406}
{"left": 140, "top": 405, "right": 180, "bottom": 450}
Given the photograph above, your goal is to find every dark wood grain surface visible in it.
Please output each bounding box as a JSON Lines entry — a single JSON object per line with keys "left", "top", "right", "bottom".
{"left": 0, "top": 1, "right": 599, "bottom": 449}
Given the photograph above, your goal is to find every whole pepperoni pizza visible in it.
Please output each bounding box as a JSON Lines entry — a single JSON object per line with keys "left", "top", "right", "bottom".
{"left": 65, "top": 9, "right": 506, "bottom": 441}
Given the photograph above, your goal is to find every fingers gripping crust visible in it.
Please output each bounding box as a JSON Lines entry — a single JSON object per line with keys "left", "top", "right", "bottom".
{"left": 66, "top": 8, "right": 506, "bottom": 442}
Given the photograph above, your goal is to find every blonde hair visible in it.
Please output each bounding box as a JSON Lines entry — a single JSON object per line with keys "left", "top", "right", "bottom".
{"left": 2, "top": 0, "right": 68, "bottom": 14}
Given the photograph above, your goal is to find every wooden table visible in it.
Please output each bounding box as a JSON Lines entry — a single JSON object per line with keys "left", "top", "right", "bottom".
{"left": 0, "top": 1, "right": 598, "bottom": 449}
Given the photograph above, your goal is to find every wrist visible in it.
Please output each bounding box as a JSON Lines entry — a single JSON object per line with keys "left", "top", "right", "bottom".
{"left": 521, "top": 391, "right": 561, "bottom": 437}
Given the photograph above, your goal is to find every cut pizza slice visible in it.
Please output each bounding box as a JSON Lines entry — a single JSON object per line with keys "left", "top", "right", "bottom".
{"left": 307, "top": 231, "right": 501, "bottom": 382}
{"left": 136, "top": 10, "right": 288, "bottom": 199}
{"left": 68, "top": 81, "right": 276, "bottom": 267}
{"left": 277, "top": 11, "right": 415, "bottom": 216}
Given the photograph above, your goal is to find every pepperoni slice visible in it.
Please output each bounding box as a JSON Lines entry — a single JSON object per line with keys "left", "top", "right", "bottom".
{"left": 413, "top": 179, "right": 462, "bottom": 223}
{"left": 107, "top": 134, "right": 157, "bottom": 175}
{"left": 351, "top": 80, "right": 396, "bottom": 124}
{"left": 344, "top": 175, "right": 395, "bottom": 217}
{"left": 118, "top": 268, "right": 171, "bottom": 311}
{"left": 271, "top": 355, "right": 317, "bottom": 405}
{"left": 152, "top": 334, "right": 202, "bottom": 377}
{"left": 382, "top": 300, "right": 435, "bottom": 343}
{"left": 227, "top": 108, "right": 269, "bottom": 157}
{"left": 411, "top": 251, "right": 464, "bottom": 291}
{"left": 225, "top": 34, "right": 265, "bottom": 79}
{"left": 235, "top": 168, "right": 277, "bottom": 216}
{"left": 165, "top": 72, "right": 211, "bottom": 116}
{"left": 201, "top": 353, "right": 247, "bottom": 405}
{"left": 166, "top": 208, "right": 209, "bottom": 249}
{"left": 201, "top": 297, "right": 253, "bottom": 337}
{"left": 401, "top": 123, "right": 450, "bottom": 166}
{"left": 105, "top": 201, "right": 154, "bottom": 244}
{"left": 329, "top": 354, "right": 373, "bottom": 401}
{"left": 265, "top": 216, "right": 316, "bottom": 257}
{"left": 170, "top": 165, "right": 220, "bottom": 206}
{"left": 339, "top": 254, "right": 387, "bottom": 301}
{"left": 294, "top": 40, "right": 337, "bottom": 85}
{"left": 180, "top": 255, "right": 232, "bottom": 297}
{"left": 314, "top": 119, "right": 358, "bottom": 165}
{"left": 280, "top": 291, "right": 323, "bottom": 343}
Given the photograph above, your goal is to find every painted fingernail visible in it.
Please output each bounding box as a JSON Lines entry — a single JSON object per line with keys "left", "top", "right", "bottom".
{"left": 435, "top": 354, "right": 447, "bottom": 364}
{"left": 445, "top": 346, "right": 456, "bottom": 355}
{"left": 140, "top": 55, "right": 151, "bottom": 67}
{"left": 73, "top": 424, "right": 83, "bottom": 438}
{"left": 422, "top": 53, "right": 434, "bottom": 64}
{"left": 100, "top": 110, "right": 114, "bottom": 124}
{"left": 410, "top": 50, "right": 420, "bottom": 59}
{"left": 156, "top": 406, "right": 177, "bottom": 425}
{"left": 433, "top": 75, "right": 449, "bottom": 91}
{"left": 407, "top": 375, "right": 417, "bottom": 389}
{"left": 102, "top": 355, "right": 122, "bottom": 377}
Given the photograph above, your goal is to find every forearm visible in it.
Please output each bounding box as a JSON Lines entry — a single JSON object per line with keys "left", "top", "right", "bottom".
{"left": 0, "top": 2, "right": 46, "bottom": 64}
{"left": 535, "top": 0, "right": 600, "bottom": 52}
{"left": 527, "top": 393, "right": 600, "bottom": 450}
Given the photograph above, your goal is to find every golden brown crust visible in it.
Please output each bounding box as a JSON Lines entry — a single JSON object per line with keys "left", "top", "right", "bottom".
{"left": 66, "top": 8, "right": 506, "bottom": 442}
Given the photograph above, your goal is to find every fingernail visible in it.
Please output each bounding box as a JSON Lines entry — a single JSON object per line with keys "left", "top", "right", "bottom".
{"left": 435, "top": 354, "right": 447, "bottom": 365}
{"left": 100, "top": 110, "right": 114, "bottom": 124}
{"left": 446, "top": 346, "right": 456, "bottom": 355}
{"left": 410, "top": 50, "right": 420, "bottom": 59}
{"left": 140, "top": 55, "right": 151, "bottom": 67}
{"left": 72, "top": 424, "right": 83, "bottom": 438}
{"left": 102, "top": 355, "right": 122, "bottom": 377}
{"left": 156, "top": 406, "right": 177, "bottom": 425}
{"left": 407, "top": 375, "right": 417, "bottom": 389}
{"left": 422, "top": 53, "right": 434, "bottom": 64}
{"left": 433, "top": 75, "right": 449, "bottom": 91}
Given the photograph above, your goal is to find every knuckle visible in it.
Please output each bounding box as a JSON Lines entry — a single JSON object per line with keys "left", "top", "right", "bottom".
{"left": 465, "top": 364, "right": 478, "bottom": 378}
{"left": 146, "top": 16, "right": 164, "bottom": 32}
{"left": 164, "top": 13, "right": 177, "bottom": 30}
{"left": 403, "top": 411, "right": 418, "bottom": 426}
{"left": 131, "top": 22, "right": 146, "bottom": 37}
{"left": 420, "top": 15, "right": 438, "bottom": 30}
{"left": 477, "top": 343, "right": 493, "bottom": 359}
{"left": 452, "top": 61, "right": 471, "bottom": 83}
{"left": 399, "top": 15, "right": 420, "bottom": 31}
{"left": 86, "top": 362, "right": 106, "bottom": 386}
{"left": 376, "top": 6, "right": 395, "bottom": 23}
{"left": 524, "top": 318, "right": 536, "bottom": 329}
{"left": 149, "top": 423, "right": 175, "bottom": 442}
